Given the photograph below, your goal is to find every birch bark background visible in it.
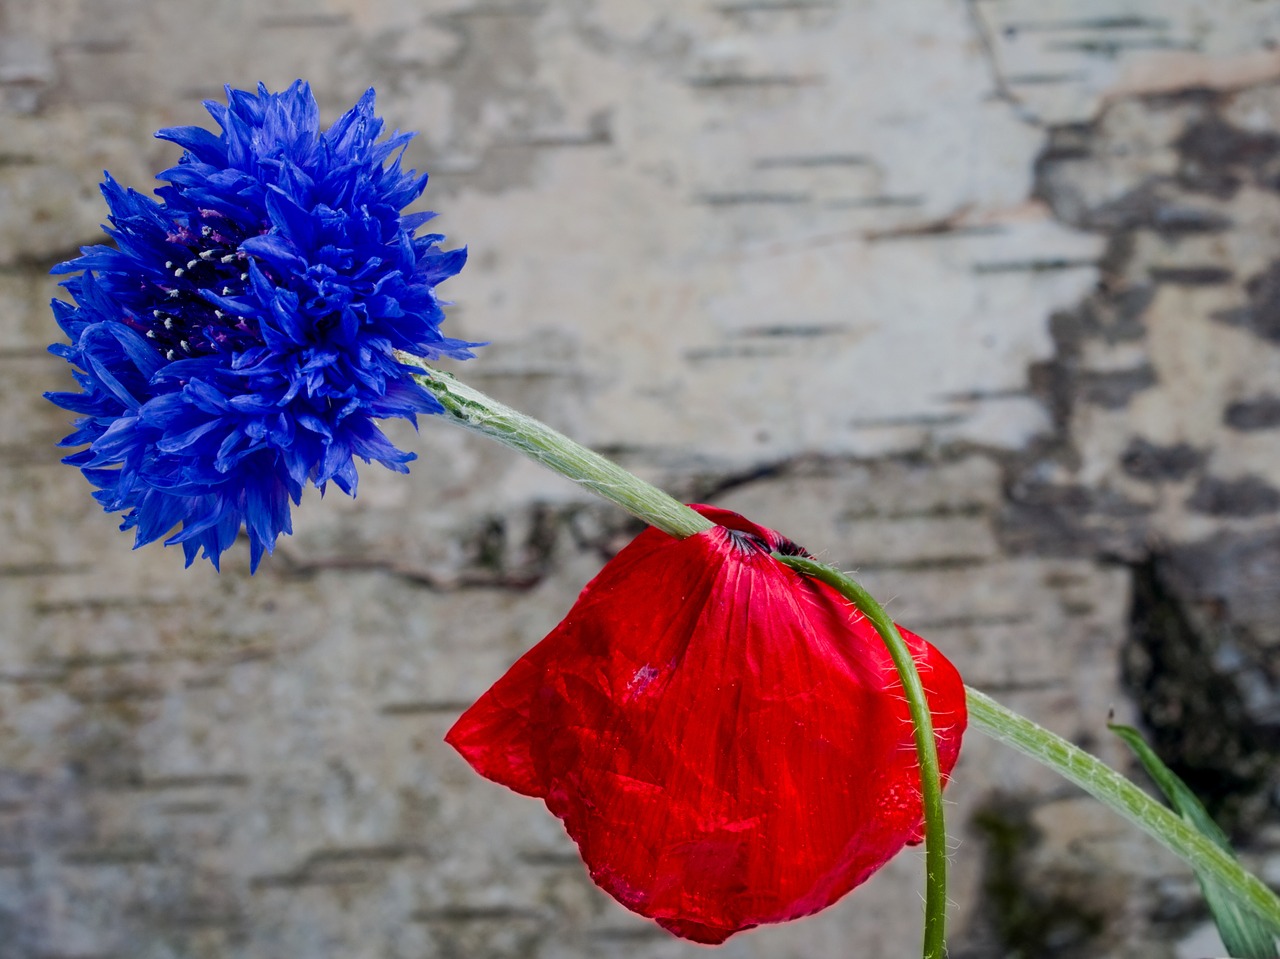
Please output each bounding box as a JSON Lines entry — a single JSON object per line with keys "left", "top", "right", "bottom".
{"left": 1, "top": 1, "right": 1279, "bottom": 957}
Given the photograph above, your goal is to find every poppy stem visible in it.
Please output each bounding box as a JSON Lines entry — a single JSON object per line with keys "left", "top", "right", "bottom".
{"left": 773, "top": 555, "right": 949, "bottom": 959}
{"left": 407, "top": 362, "right": 715, "bottom": 540}
{"left": 407, "top": 359, "right": 1280, "bottom": 943}
{"left": 965, "top": 686, "right": 1280, "bottom": 935}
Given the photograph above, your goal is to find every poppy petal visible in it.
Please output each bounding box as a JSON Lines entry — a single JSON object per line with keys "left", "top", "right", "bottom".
{"left": 447, "top": 504, "right": 967, "bottom": 944}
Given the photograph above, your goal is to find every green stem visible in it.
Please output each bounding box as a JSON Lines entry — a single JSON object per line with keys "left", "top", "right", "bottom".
{"left": 966, "top": 686, "right": 1280, "bottom": 933}
{"left": 406, "top": 361, "right": 713, "bottom": 540}
{"left": 776, "top": 555, "right": 948, "bottom": 959}
{"left": 406, "top": 360, "right": 1280, "bottom": 942}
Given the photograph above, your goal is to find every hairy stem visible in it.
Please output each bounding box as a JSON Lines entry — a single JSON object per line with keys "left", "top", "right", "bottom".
{"left": 408, "top": 359, "right": 1280, "bottom": 942}
{"left": 966, "top": 687, "right": 1280, "bottom": 933}
{"left": 775, "top": 555, "right": 949, "bottom": 959}
{"left": 408, "top": 361, "right": 713, "bottom": 539}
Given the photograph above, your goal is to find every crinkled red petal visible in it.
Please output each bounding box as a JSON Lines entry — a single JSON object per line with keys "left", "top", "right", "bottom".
{"left": 446, "top": 504, "right": 967, "bottom": 944}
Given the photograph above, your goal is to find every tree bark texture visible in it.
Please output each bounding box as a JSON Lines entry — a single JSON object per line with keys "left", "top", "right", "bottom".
{"left": 1, "top": 2, "right": 1278, "bottom": 956}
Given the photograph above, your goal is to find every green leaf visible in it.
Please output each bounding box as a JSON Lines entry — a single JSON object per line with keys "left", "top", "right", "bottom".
{"left": 1110, "top": 723, "right": 1278, "bottom": 959}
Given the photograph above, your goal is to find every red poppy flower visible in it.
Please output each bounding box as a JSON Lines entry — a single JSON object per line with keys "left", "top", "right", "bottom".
{"left": 446, "top": 505, "right": 966, "bottom": 944}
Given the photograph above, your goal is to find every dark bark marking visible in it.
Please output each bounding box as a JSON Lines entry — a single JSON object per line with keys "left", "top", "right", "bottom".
{"left": 1118, "top": 438, "right": 1205, "bottom": 482}
{"left": 1186, "top": 474, "right": 1280, "bottom": 517}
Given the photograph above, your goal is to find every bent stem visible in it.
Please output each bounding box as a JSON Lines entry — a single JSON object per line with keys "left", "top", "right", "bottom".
{"left": 408, "top": 360, "right": 1280, "bottom": 942}
{"left": 774, "top": 555, "right": 949, "bottom": 959}
{"left": 967, "top": 687, "right": 1280, "bottom": 934}
{"left": 413, "top": 358, "right": 948, "bottom": 955}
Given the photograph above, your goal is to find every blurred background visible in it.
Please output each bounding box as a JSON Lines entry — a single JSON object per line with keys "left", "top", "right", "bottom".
{"left": 3, "top": 1, "right": 1280, "bottom": 956}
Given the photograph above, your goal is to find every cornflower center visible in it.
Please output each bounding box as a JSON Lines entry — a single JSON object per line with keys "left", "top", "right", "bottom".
{"left": 133, "top": 210, "right": 267, "bottom": 360}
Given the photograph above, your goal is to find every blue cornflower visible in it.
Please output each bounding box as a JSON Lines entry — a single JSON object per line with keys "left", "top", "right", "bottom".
{"left": 47, "top": 81, "right": 476, "bottom": 570}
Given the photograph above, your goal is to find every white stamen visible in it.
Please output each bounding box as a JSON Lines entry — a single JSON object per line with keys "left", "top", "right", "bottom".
{"left": 201, "top": 225, "right": 212, "bottom": 236}
{"left": 214, "top": 310, "right": 224, "bottom": 319}
{"left": 222, "top": 286, "right": 232, "bottom": 295}
{"left": 164, "top": 317, "right": 173, "bottom": 329}
{"left": 186, "top": 259, "right": 198, "bottom": 269}
{"left": 168, "top": 289, "right": 180, "bottom": 298}
{"left": 165, "top": 350, "right": 176, "bottom": 360}
{"left": 240, "top": 272, "right": 249, "bottom": 281}
{"left": 145, "top": 330, "right": 156, "bottom": 339}
{"left": 180, "top": 340, "right": 190, "bottom": 352}
{"left": 164, "top": 261, "right": 173, "bottom": 269}
{"left": 173, "top": 268, "right": 185, "bottom": 277}
{"left": 220, "top": 255, "right": 234, "bottom": 263}
{"left": 199, "top": 250, "right": 213, "bottom": 259}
